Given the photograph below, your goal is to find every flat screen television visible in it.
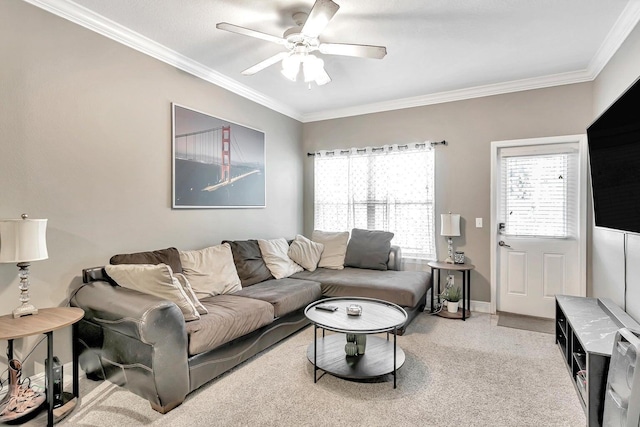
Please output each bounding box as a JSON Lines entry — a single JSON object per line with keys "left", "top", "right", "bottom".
{"left": 587, "top": 76, "right": 640, "bottom": 234}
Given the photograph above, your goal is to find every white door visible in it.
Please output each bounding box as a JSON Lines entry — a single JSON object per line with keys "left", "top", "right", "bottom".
{"left": 490, "top": 136, "right": 587, "bottom": 318}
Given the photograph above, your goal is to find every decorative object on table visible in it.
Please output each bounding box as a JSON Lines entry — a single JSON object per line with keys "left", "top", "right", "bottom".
{"left": 454, "top": 251, "right": 465, "bottom": 264}
{"left": 346, "top": 304, "right": 363, "bottom": 316}
{"left": 355, "top": 334, "right": 367, "bottom": 355}
{"left": 441, "top": 213, "right": 461, "bottom": 264}
{"left": 172, "top": 103, "right": 266, "bottom": 209}
{"left": 0, "top": 214, "right": 48, "bottom": 318}
{"left": 344, "top": 333, "right": 367, "bottom": 356}
{"left": 445, "top": 286, "right": 462, "bottom": 313}
{"left": 0, "top": 359, "right": 46, "bottom": 423}
{"left": 344, "top": 342, "right": 358, "bottom": 356}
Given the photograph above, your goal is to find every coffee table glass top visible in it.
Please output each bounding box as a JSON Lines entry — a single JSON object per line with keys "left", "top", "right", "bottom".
{"left": 305, "top": 297, "right": 407, "bottom": 334}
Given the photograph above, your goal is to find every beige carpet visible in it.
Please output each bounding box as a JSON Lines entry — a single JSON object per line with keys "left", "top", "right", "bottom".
{"left": 497, "top": 311, "right": 555, "bottom": 334}
{"left": 61, "top": 313, "right": 583, "bottom": 426}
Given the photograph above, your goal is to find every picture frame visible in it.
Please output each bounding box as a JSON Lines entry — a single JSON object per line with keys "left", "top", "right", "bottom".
{"left": 172, "top": 103, "right": 266, "bottom": 208}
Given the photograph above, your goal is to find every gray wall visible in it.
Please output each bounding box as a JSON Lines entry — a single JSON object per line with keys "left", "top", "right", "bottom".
{"left": 303, "top": 83, "right": 594, "bottom": 304}
{"left": 591, "top": 21, "right": 640, "bottom": 322}
{"left": 0, "top": 1, "right": 303, "bottom": 369}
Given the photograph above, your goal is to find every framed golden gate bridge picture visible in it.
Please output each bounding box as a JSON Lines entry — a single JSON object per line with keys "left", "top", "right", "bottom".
{"left": 172, "top": 104, "right": 266, "bottom": 208}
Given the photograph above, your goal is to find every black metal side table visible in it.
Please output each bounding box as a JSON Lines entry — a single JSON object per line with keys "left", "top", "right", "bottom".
{"left": 428, "top": 261, "right": 475, "bottom": 320}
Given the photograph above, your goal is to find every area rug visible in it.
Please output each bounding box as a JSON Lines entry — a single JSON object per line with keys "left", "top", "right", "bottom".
{"left": 497, "top": 311, "right": 555, "bottom": 334}
{"left": 61, "top": 313, "right": 582, "bottom": 426}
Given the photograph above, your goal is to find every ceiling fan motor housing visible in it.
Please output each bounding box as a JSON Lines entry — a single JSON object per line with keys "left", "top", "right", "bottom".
{"left": 283, "top": 26, "right": 319, "bottom": 51}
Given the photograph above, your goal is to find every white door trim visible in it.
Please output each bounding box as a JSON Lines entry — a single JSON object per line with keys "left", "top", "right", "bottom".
{"left": 489, "top": 134, "right": 588, "bottom": 314}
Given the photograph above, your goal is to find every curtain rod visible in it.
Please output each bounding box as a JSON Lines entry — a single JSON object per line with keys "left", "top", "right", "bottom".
{"left": 307, "top": 140, "right": 447, "bottom": 157}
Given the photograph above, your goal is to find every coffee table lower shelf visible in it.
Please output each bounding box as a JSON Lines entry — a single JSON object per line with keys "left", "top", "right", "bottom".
{"left": 307, "top": 334, "right": 405, "bottom": 380}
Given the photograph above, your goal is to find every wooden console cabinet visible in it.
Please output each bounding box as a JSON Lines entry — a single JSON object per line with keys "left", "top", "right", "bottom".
{"left": 555, "top": 295, "right": 640, "bottom": 427}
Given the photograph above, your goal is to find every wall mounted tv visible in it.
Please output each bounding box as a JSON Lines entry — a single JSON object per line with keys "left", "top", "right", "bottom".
{"left": 587, "top": 76, "right": 640, "bottom": 234}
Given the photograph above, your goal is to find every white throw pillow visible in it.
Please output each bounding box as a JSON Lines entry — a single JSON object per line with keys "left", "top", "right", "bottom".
{"left": 311, "top": 230, "right": 349, "bottom": 270}
{"left": 105, "top": 264, "right": 201, "bottom": 321}
{"left": 179, "top": 243, "right": 242, "bottom": 299}
{"left": 288, "top": 234, "right": 324, "bottom": 271}
{"left": 174, "top": 273, "right": 209, "bottom": 315}
{"left": 258, "top": 238, "right": 304, "bottom": 279}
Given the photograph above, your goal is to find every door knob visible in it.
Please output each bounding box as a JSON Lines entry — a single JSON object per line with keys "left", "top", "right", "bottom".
{"left": 498, "top": 240, "right": 511, "bottom": 248}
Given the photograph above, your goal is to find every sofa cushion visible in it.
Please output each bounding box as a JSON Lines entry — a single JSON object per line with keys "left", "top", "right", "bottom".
{"left": 344, "top": 228, "right": 394, "bottom": 271}
{"left": 179, "top": 243, "right": 242, "bottom": 299}
{"left": 311, "top": 230, "right": 349, "bottom": 270}
{"left": 233, "top": 278, "right": 322, "bottom": 317}
{"left": 185, "top": 295, "right": 274, "bottom": 356}
{"left": 258, "top": 238, "right": 303, "bottom": 279}
{"left": 291, "top": 267, "right": 430, "bottom": 308}
{"left": 287, "top": 235, "right": 324, "bottom": 271}
{"left": 104, "top": 263, "right": 201, "bottom": 321}
{"left": 110, "top": 247, "right": 183, "bottom": 274}
{"left": 223, "top": 240, "right": 274, "bottom": 287}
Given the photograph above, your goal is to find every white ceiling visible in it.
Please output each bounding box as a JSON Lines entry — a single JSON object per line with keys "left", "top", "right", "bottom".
{"left": 28, "top": 0, "right": 640, "bottom": 122}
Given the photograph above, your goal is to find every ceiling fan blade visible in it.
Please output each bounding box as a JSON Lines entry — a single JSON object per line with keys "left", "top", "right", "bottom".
{"left": 241, "top": 52, "right": 290, "bottom": 76}
{"left": 216, "top": 22, "right": 286, "bottom": 45}
{"left": 301, "top": 0, "right": 340, "bottom": 38}
{"left": 319, "top": 43, "right": 387, "bottom": 59}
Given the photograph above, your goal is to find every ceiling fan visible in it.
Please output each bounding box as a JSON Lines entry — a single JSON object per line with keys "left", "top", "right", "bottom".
{"left": 216, "top": 0, "right": 387, "bottom": 86}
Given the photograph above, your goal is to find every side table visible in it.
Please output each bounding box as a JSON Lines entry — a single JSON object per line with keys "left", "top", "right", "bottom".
{"left": 0, "top": 307, "right": 84, "bottom": 426}
{"left": 428, "top": 261, "right": 475, "bottom": 321}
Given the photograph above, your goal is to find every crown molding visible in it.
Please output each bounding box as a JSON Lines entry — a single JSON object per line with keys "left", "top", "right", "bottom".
{"left": 302, "top": 2, "right": 640, "bottom": 123}
{"left": 301, "top": 70, "right": 594, "bottom": 122}
{"left": 24, "top": 0, "right": 640, "bottom": 124}
{"left": 23, "top": 0, "right": 304, "bottom": 122}
{"left": 587, "top": 1, "right": 640, "bottom": 79}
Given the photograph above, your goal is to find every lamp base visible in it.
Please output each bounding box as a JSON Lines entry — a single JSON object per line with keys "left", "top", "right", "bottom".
{"left": 444, "top": 237, "right": 455, "bottom": 264}
{"left": 13, "top": 261, "right": 38, "bottom": 318}
{"left": 12, "top": 303, "right": 38, "bottom": 318}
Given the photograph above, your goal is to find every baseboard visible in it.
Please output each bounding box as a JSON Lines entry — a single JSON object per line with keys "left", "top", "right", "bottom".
{"left": 470, "top": 300, "right": 492, "bottom": 314}
{"left": 426, "top": 289, "right": 492, "bottom": 314}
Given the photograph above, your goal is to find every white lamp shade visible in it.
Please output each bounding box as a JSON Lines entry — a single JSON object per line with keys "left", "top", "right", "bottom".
{"left": 440, "top": 213, "right": 461, "bottom": 237}
{"left": 0, "top": 218, "right": 48, "bottom": 263}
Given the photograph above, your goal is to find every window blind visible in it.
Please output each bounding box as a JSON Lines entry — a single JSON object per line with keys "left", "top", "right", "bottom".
{"left": 500, "top": 150, "right": 578, "bottom": 238}
{"left": 314, "top": 144, "right": 435, "bottom": 259}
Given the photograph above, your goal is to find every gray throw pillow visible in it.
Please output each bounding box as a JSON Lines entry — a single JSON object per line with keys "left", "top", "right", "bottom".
{"left": 344, "top": 228, "right": 394, "bottom": 271}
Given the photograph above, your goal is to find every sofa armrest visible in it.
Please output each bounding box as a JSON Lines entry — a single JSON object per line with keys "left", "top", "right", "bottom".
{"left": 388, "top": 245, "right": 402, "bottom": 271}
{"left": 71, "top": 274, "right": 190, "bottom": 412}
{"left": 72, "top": 280, "right": 187, "bottom": 344}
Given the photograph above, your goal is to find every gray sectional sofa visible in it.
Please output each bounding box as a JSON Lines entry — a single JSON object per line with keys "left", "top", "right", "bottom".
{"left": 71, "top": 236, "right": 430, "bottom": 414}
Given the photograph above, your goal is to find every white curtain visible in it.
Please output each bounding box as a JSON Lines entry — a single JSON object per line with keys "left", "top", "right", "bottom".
{"left": 313, "top": 143, "right": 436, "bottom": 260}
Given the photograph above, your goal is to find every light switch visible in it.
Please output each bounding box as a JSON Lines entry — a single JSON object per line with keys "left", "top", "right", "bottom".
{"left": 475, "top": 218, "right": 483, "bottom": 228}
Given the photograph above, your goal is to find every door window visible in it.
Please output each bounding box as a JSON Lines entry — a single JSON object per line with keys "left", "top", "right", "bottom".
{"left": 500, "top": 146, "right": 578, "bottom": 238}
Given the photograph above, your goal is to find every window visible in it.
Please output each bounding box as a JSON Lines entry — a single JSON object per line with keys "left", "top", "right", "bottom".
{"left": 500, "top": 146, "right": 578, "bottom": 238}
{"left": 313, "top": 144, "right": 435, "bottom": 259}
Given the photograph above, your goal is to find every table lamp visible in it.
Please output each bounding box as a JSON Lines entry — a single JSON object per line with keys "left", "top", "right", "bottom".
{"left": 0, "top": 214, "right": 48, "bottom": 318}
{"left": 440, "top": 213, "right": 460, "bottom": 264}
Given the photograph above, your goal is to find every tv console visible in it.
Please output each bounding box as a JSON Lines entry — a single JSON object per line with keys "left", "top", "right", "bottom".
{"left": 555, "top": 295, "right": 640, "bottom": 427}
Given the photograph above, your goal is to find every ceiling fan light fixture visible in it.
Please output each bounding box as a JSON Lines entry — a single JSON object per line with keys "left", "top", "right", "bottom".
{"left": 302, "top": 55, "right": 324, "bottom": 83}
{"left": 281, "top": 54, "right": 302, "bottom": 81}
{"left": 314, "top": 67, "right": 331, "bottom": 86}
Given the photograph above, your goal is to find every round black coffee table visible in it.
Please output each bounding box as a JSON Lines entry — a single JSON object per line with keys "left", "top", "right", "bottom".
{"left": 304, "top": 297, "right": 407, "bottom": 388}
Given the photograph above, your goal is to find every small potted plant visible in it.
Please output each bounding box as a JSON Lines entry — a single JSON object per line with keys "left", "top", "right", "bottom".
{"left": 445, "top": 286, "right": 461, "bottom": 313}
